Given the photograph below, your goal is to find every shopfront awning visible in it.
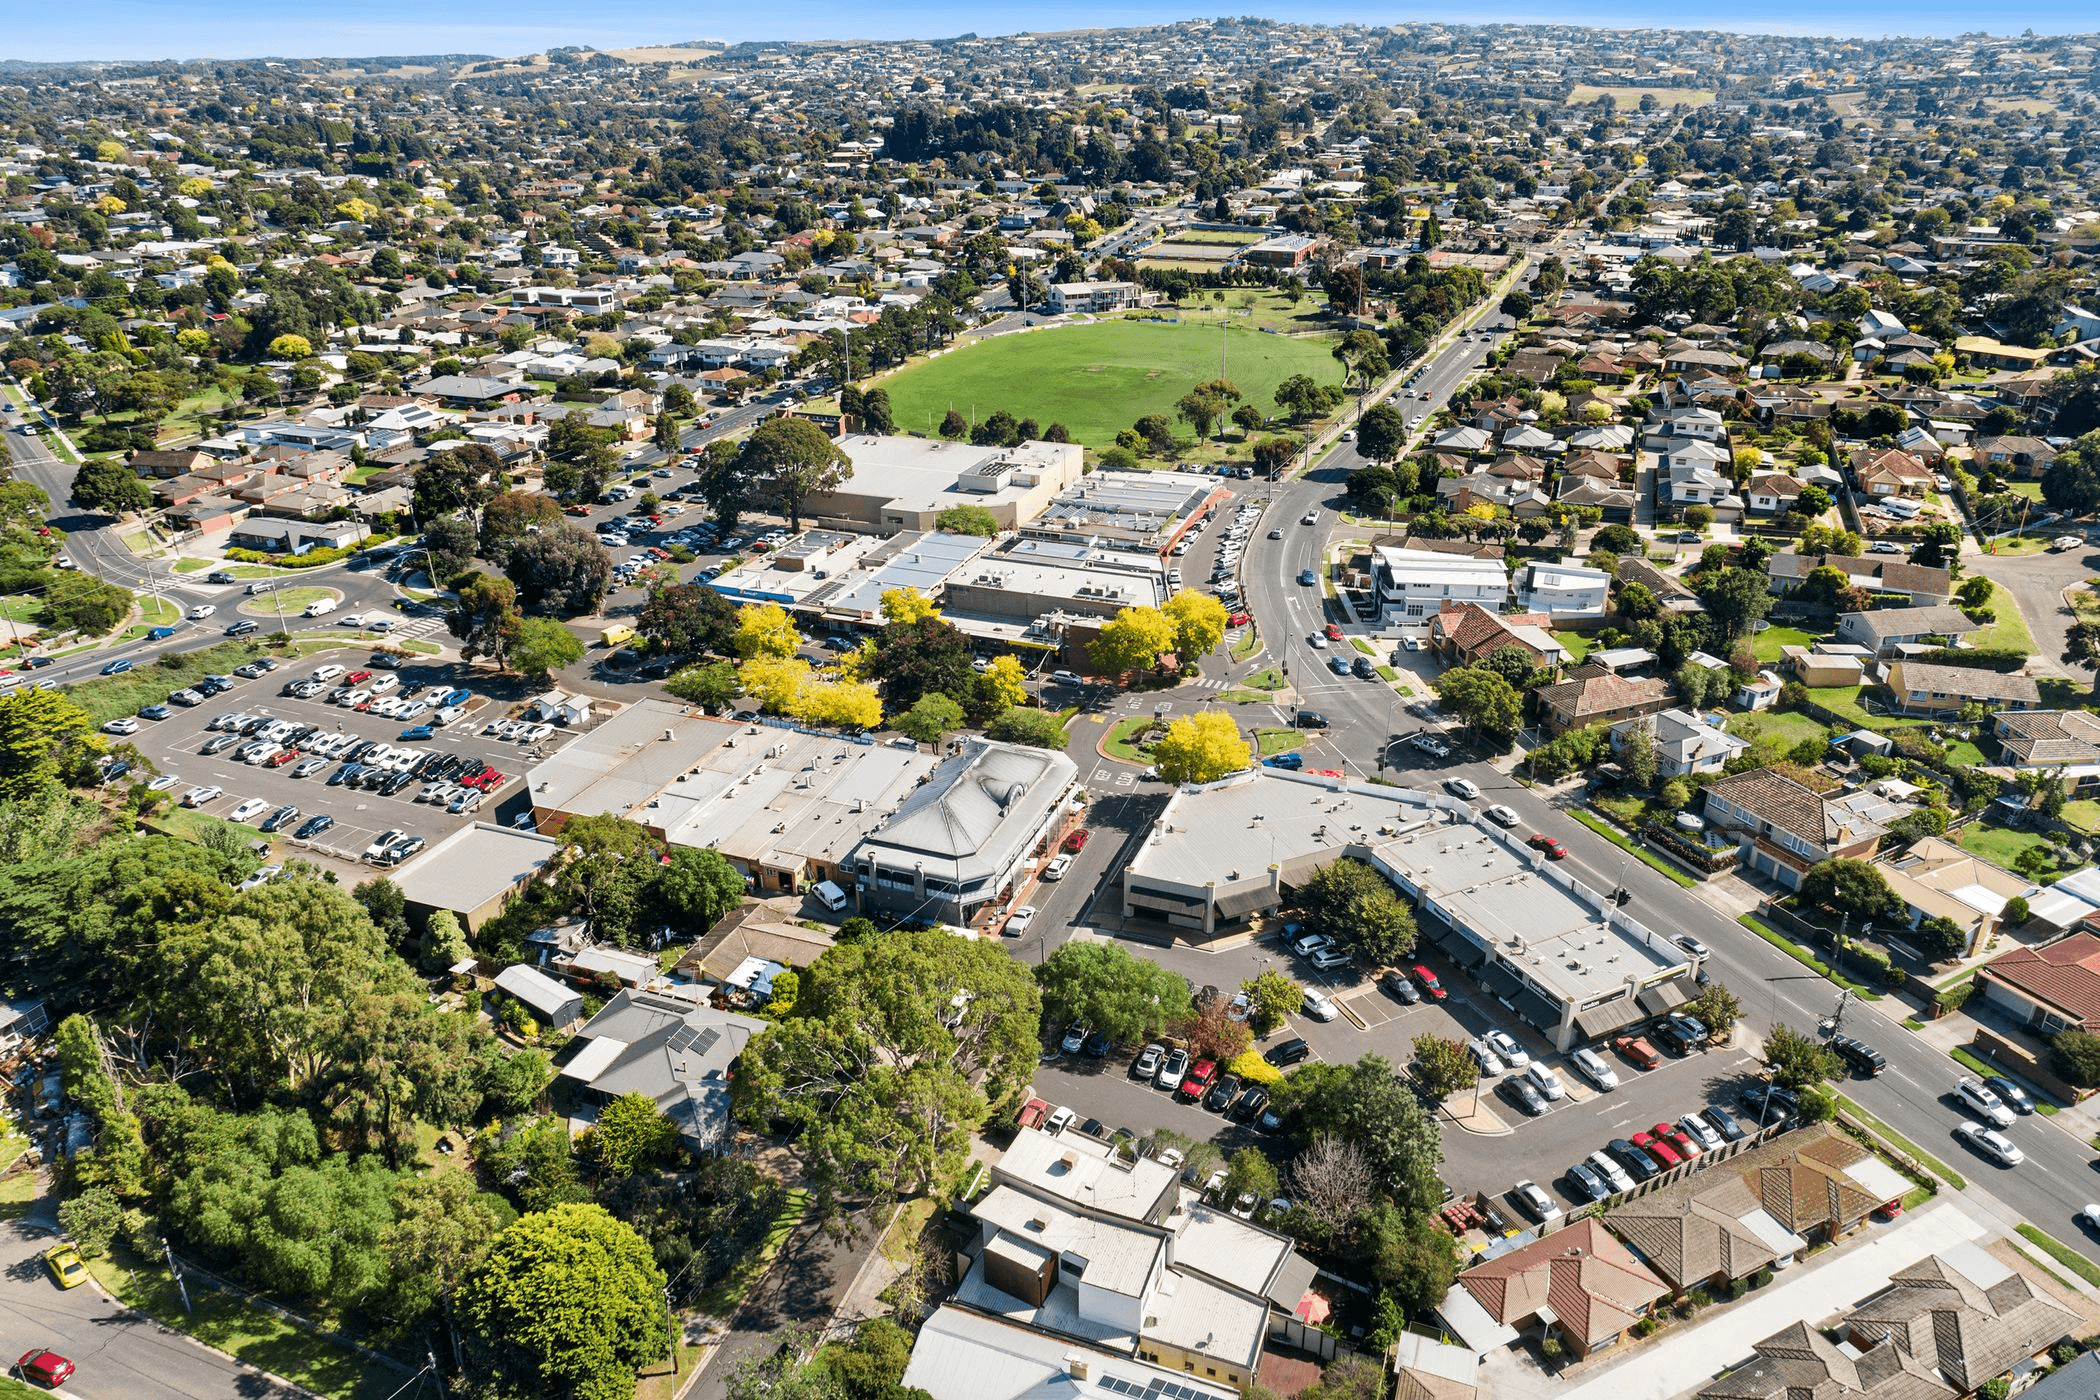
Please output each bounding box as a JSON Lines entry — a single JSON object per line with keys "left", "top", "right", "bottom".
{"left": 1479, "top": 963, "right": 1522, "bottom": 1003}
{"left": 1514, "top": 987, "right": 1561, "bottom": 1034}
{"left": 1214, "top": 885, "right": 1279, "bottom": 920}
{"left": 1638, "top": 976, "right": 1694, "bottom": 1016}
{"left": 1574, "top": 997, "right": 1646, "bottom": 1041}
{"left": 1443, "top": 934, "right": 1488, "bottom": 969}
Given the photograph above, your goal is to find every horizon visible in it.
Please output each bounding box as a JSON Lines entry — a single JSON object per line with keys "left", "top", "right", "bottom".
{"left": 6, "top": 1, "right": 2099, "bottom": 64}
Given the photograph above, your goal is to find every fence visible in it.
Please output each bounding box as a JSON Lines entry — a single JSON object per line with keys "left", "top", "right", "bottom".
{"left": 1269, "top": 1312, "right": 1342, "bottom": 1362}
{"left": 1528, "top": 1117, "right": 1795, "bottom": 1234}
{"left": 1971, "top": 1027, "right": 2092, "bottom": 1106}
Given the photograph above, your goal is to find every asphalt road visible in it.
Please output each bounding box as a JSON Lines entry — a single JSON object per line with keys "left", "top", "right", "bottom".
{"left": 1970, "top": 539, "right": 2097, "bottom": 682}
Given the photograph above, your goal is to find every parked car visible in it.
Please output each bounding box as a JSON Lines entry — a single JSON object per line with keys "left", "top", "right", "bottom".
{"left": 1482, "top": 1031, "right": 1529, "bottom": 1069}
{"left": 1133, "top": 1043, "right": 1164, "bottom": 1080}
{"left": 16, "top": 1348, "right": 75, "bottom": 1387}
{"left": 293, "top": 814, "right": 336, "bottom": 840}
{"left": 1412, "top": 965, "right": 1446, "bottom": 1000}
{"left": 1679, "top": 1113, "right": 1725, "bottom": 1153}
{"left": 1468, "top": 1038, "right": 1506, "bottom": 1076}
{"left": 1522, "top": 1063, "right": 1565, "bottom": 1101}
{"left": 1502, "top": 1076, "right": 1547, "bottom": 1116}
{"left": 1633, "top": 1128, "right": 1682, "bottom": 1169}
{"left": 1612, "top": 1035, "right": 1662, "bottom": 1070}
{"left": 1587, "top": 1150, "right": 1636, "bottom": 1193}
{"left": 1509, "top": 1180, "right": 1561, "bottom": 1222}
{"left": 1155, "top": 1048, "right": 1191, "bottom": 1091}
{"left": 1302, "top": 989, "right": 1340, "bottom": 1021}
{"left": 1569, "top": 1046, "right": 1618, "bottom": 1090}
{"left": 1483, "top": 804, "right": 1519, "bottom": 827}
{"left": 1380, "top": 970, "right": 1421, "bottom": 1004}
{"left": 1740, "top": 1082, "right": 1800, "bottom": 1123}
{"left": 1565, "top": 1161, "right": 1611, "bottom": 1203}
{"left": 1176, "top": 1058, "right": 1216, "bottom": 1103}
{"left": 1264, "top": 1037, "right": 1311, "bottom": 1068}
{"left": 1981, "top": 1075, "right": 2036, "bottom": 1115}
{"left": 1004, "top": 905, "right": 1038, "bottom": 937}
{"left": 1608, "top": 1137, "right": 1661, "bottom": 1182}
{"left": 1702, "top": 1104, "right": 1747, "bottom": 1142}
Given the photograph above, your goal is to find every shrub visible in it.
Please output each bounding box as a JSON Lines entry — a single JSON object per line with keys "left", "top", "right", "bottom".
{"left": 2050, "top": 1029, "right": 2100, "bottom": 1088}
{"left": 1227, "top": 1047, "right": 1283, "bottom": 1086}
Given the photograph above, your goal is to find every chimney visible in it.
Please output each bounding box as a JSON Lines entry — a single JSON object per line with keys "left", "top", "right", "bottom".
{"left": 663, "top": 728, "right": 675, "bottom": 742}
{"left": 1065, "top": 1356, "right": 1090, "bottom": 1382}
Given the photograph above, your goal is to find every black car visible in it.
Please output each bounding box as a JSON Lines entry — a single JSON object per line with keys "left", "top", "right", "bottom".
{"left": 1351, "top": 656, "right": 1376, "bottom": 680}
{"left": 381, "top": 771, "right": 417, "bottom": 796}
{"left": 1204, "top": 1073, "right": 1242, "bottom": 1112}
{"left": 1830, "top": 1034, "right": 1887, "bottom": 1077}
{"left": 1230, "top": 1086, "right": 1269, "bottom": 1123}
{"left": 260, "top": 805, "right": 301, "bottom": 833}
{"left": 224, "top": 619, "right": 259, "bottom": 637}
{"left": 328, "top": 763, "right": 363, "bottom": 787}
{"left": 1608, "top": 1137, "right": 1661, "bottom": 1183}
{"left": 1293, "top": 710, "right": 1330, "bottom": 729}
{"left": 1740, "top": 1082, "right": 1801, "bottom": 1124}
{"left": 1981, "top": 1075, "right": 2037, "bottom": 1115}
{"left": 1566, "top": 1161, "right": 1611, "bottom": 1203}
{"left": 1654, "top": 1019, "right": 1700, "bottom": 1057}
{"left": 1265, "top": 1036, "right": 1311, "bottom": 1067}
{"left": 196, "top": 677, "right": 233, "bottom": 697}
{"left": 293, "top": 814, "right": 336, "bottom": 840}
{"left": 1702, "top": 1105, "right": 1748, "bottom": 1142}
{"left": 1380, "top": 970, "right": 1421, "bottom": 1004}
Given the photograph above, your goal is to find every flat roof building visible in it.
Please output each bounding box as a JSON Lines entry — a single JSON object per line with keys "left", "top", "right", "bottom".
{"left": 803, "top": 434, "right": 1085, "bottom": 536}
{"left": 1374, "top": 545, "right": 1510, "bottom": 623}
{"left": 1121, "top": 770, "right": 1689, "bottom": 1050}
{"left": 392, "top": 821, "right": 561, "bottom": 931}
{"left": 1025, "top": 467, "right": 1229, "bottom": 557}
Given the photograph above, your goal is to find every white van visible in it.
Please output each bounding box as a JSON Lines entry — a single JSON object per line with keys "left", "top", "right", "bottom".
{"left": 812, "top": 880, "right": 850, "bottom": 913}
{"left": 303, "top": 597, "right": 339, "bottom": 618}
{"left": 311, "top": 664, "right": 346, "bottom": 682}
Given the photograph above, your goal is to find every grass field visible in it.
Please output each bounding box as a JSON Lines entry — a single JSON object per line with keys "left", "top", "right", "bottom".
{"left": 1727, "top": 709, "right": 1828, "bottom": 751}
{"left": 877, "top": 320, "right": 1343, "bottom": 450}
{"left": 1749, "top": 624, "right": 1820, "bottom": 662}
{"left": 1566, "top": 84, "right": 1717, "bottom": 108}
{"left": 1956, "top": 822, "right": 2058, "bottom": 876}
{"left": 1968, "top": 580, "right": 2035, "bottom": 654}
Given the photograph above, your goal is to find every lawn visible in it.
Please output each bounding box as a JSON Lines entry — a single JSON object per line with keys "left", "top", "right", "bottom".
{"left": 87, "top": 1248, "right": 401, "bottom": 1400}
{"left": 2018, "top": 1225, "right": 2100, "bottom": 1287}
{"left": 1571, "top": 808, "right": 1697, "bottom": 887}
{"left": 136, "top": 594, "right": 179, "bottom": 625}
{"left": 1966, "top": 581, "right": 2035, "bottom": 655}
{"left": 1551, "top": 630, "right": 1594, "bottom": 662}
{"left": 1749, "top": 624, "right": 1820, "bottom": 663}
{"left": 1726, "top": 709, "right": 1828, "bottom": 751}
{"left": 1805, "top": 686, "right": 1930, "bottom": 731}
{"left": 239, "top": 586, "right": 337, "bottom": 616}
{"left": 876, "top": 319, "right": 1343, "bottom": 450}
{"left": 1256, "top": 727, "right": 1303, "bottom": 755}
{"left": 1565, "top": 84, "right": 1717, "bottom": 107}
{"left": 1104, "top": 715, "right": 1160, "bottom": 765}
{"left": 1955, "top": 822, "right": 2059, "bottom": 876}
{"left": 2063, "top": 799, "right": 2100, "bottom": 835}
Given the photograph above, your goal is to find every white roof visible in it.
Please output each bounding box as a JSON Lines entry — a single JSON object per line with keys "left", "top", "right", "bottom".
{"left": 901, "top": 1305, "right": 1236, "bottom": 1400}
{"left": 560, "top": 1036, "right": 625, "bottom": 1083}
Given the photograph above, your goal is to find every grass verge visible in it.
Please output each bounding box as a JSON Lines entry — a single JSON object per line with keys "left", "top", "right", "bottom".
{"left": 60, "top": 639, "right": 282, "bottom": 724}
{"left": 87, "top": 1248, "right": 401, "bottom": 1399}
{"left": 1836, "top": 1094, "right": 1965, "bottom": 1190}
{"left": 1230, "top": 627, "right": 1262, "bottom": 662}
{"left": 1569, "top": 809, "right": 1698, "bottom": 887}
{"left": 695, "top": 1188, "right": 809, "bottom": 1317}
{"left": 1737, "top": 914, "right": 1883, "bottom": 999}
{"left": 1256, "top": 727, "right": 1303, "bottom": 756}
{"left": 1103, "top": 715, "right": 1157, "bottom": 765}
{"left": 2017, "top": 1225, "right": 2100, "bottom": 1287}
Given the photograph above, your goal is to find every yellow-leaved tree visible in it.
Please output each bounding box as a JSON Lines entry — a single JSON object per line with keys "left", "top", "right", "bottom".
{"left": 789, "top": 679, "right": 883, "bottom": 730}
{"left": 979, "top": 655, "right": 1028, "bottom": 712}
{"left": 738, "top": 656, "right": 810, "bottom": 713}
{"left": 1151, "top": 712, "right": 1251, "bottom": 785}
{"left": 733, "top": 602, "right": 803, "bottom": 660}
{"left": 880, "top": 586, "right": 938, "bottom": 624}
{"left": 1162, "top": 591, "right": 1228, "bottom": 662}
{"left": 1087, "top": 606, "right": 1175, "bottom": 677}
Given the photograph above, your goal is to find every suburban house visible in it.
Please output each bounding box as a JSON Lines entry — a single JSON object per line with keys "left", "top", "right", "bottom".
{"left": 1455, "top": 1220, "right": 1669, "bottom": 1360}
{"left": 558, "top": 989, "right": 768, "bottom": 1151}
{"left": 1700, "top": 768, "right": 1886, "bottom": 889}
{"left": 1851, "top": 447, "right": 1935, "bottom": 498}
{"left": 1971, "top": 435, "right": 2057, "bottom": 479}
{"left": 1779, "top": 643, "right": 1870, "bottom": 688}
{"left": 1609, "top": 708, "right": 1748, "bottom": 778}
{"left": 1883, "top": 661, "right": 2040, "bottom": 717}
{"left": 1841, "top": 1249, "right": 2077, "bottom": 1394}
{"left": 1428, "top": 602, "right": 1566, "bottom": 671}
{"left": 1703, "top": 1322, "right": 1954, "bottom": 1400}
{"left": 1993, "top": 711, "right": 2100, "bottom": 793}
{"left": 1768, "top": 553, "right": 1952, "bottom": 607}
{"left": 1514, "top": 560, "right": 1612, "bottom": 619}
{"left": 1616, "top": 556, "right": 1703, "bottom": 614}
{"left": 1374, "top": 546, "right": 1511, "bottom": 623}
{"left": 1603, "top": 1126, "right": 1904, "bottom": 1294}
{"left": 226, "top": 518, "right": 370, "bottom": 554}
{"left": 1534, "top": 671, "right": 1674, "bottom": 736}
{"left": 1744, "top": 473, "right": 1805, "bottom": 515}
{"left": 1876, "top": 837, "right": 2037, "bottom": 960}
{"left": 1834, "top": 605, "right": 1982, "bottom": 657}
{"left": 901, "top": 1306, "right": 1239, "bottom": 1400}
{"left": 1977, "top": 931, "right": 2100, "bottom": 1034}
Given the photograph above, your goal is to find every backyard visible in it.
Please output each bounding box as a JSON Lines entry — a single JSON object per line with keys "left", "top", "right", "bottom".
{"left": 876, "top": 318, "right": 1343, "bottom": 451}
{"left": 1726, "top": 708, "right": 1828, "bottom": 750}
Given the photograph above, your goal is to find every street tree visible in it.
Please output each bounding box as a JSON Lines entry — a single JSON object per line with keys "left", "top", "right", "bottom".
{"left": 893, "top": 692, "right": 965, "bottom": 746}
{"left": 1087, "top": 605, "right": 1176, "bottom": 676}
{"left": 865, "top": 614, "right": 973, "bottom": 710}
{"left": 732, "top": 602, "right": 803, "bottom": 660}
{"left": 790, "top": 678, "right": 884, "bottom": 731}
{"left": 1241, "top": 969, "right": 1303, "bottom": 1036}
{"left": 1037, "top": 941, "right": 1193, "bottom": 1044}
{"left": 1151, "top": 711, "right": 1251, "bottom": 784}
{"left": 1162, "top": 590, "right": 1228, "bottom": 662}
{"left": 1409, "top": 1034, "right": 1480, "bottom": 1101}
{"left": 460, "top": 1203, "right": 670, "bottom": 1400}
{"left": 665, "top": 660, "right": 741, "bottom": 712}
{"left": 639, "top": 582, "right": 738, "bottom": 659}
{"left": 1763, "top": 1022, "right": 1843, "bottom": 1090}
{"left": 1432, "top": 665, "right": 1523, "bottom": 740}
{"left": 985, "top": 707, "right": 1070, "bottom": 749}
{"left": 448, "top": 572, "right": 525, "bottom": 669}
{"left": 509, "top": 617, "right": 584, "bottom": 686}
{"left": 70, "top": 458, "right": 151, "bottom": 515}
{"left": 1685, "top": 983, "right": 1742, "bottom": 1040}
{"left": 503, "top": 525, "right": 612, "bottom": 616}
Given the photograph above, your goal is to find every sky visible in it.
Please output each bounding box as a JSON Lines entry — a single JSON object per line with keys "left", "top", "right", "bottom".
{"left": 5, "top": 0, "right": 2095, "bottom": 63}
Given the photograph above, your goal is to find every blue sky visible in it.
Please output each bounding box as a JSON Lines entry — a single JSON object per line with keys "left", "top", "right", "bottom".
{"left": 8, "top": 0, "right": 2094, "bottom": 63}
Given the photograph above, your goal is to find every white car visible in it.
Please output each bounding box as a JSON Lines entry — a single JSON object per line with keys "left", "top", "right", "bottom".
{"left": 102, "top": 717, "right": 140, "bottom": 736}
{"left": 1469, "top": 1038, "right": 1506, "bottom": 1076}
{"left": 338, "top": 612, "right": 368, "bottom": 628}
{"left": 1302, "top": 990, "right": 1339, "bottom": 1021}
{"left": 1483, "top": 804, "right": 1520, "bottom": 827}
{"left": 1042, "top": 854, "right": 1073, "bottom": 881}
{"left": 311, "top": 664, "right": 346, "bottom": 683}
{"left": 1954, "top": 1120, "right": 2024, "bottom": 1166}
{"left": 1679, "top": 1112, "right": 1724, "bottom": 1152}
{"left": 228, "top": 797, "right": 270, "bottom": 823}
{"left": 1510, "top": 1179, "right": 1562, "bottom": 1222}
{"left": 1586, "top": 1150, "right": 1635, "bottom": 1194}
{"left": 1307, "top": 632, "right": 1329, "bottom": 649}
{"left": 147, "top": 774, "right": 181, "bottom": 791}
{"left": 187, "top": 604, "right": 216, "bottom": 619}
{"left": 1569, "top": 1047, "right": 1618, "bottom": 1091}
{"left": 1006, "top": 905, "right": 1038, "bottom": 936}
{"left": 1482, "top": 1030, "right": 1530, "bottom": 1069}
{"left": 1044, "top": 1105, "right": 1075, "bottom": 1135}
{"left": 364, "top": 829, "right": 408, "bottom": 862}
{"left": 1443, "top": 777, "right": 1481, "bottom": 800}
{"left": 1954, "top": 1077, "right": 2016, "bottom": 1129}
{"left": 238, "top": 863, "right": 283, "bottom": 893}
{"left": 1522, "top": 1062, "right": 1565, "bottom": 1101}
{"left": 181, "top": 784, "right": 224, "bottom": 807}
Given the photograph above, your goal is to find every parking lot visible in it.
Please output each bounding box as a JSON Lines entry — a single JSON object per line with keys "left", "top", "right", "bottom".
{"left": 116, "top": 652, "right": 542, "bottom": 874}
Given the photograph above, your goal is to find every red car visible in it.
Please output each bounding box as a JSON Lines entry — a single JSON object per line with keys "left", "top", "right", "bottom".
{"left": 1177, "top": 1058, "right": 1217, "bottom": 1102}
{"left": 563, "top": 504, "right": 593, "bottom": 516}
{"left": 1652, "top": 1121, "right": 1701, "bottom": 1159}
{"left": 345, "top": 670, "right": 372, "bottom": 685}
{"left": 648, "top": 547, "right": 671, "bottom": 560}
{"left": 1412, "top": 966, "right": 1446, "bottom": 1000}
{"left": 264, "top": 748, "right": 300, "bottom": 768}
{"left": 1633, "top": 1129, "right": 1682, "bottom": 1169}
{"left": 17, "top": 1348, "right": 75, "bottom": 1387}
{"left": 1228, "top": 611, "right": 1251, "bottom": 627}
{"left": 1612, "top": 1035, "right": 1662, "bottom": 1071}
{"left": 1063, "top": 829, "right": 1089, "bottom": 853}
{"left": 1323, "top": 622, "right": 1343, "bottom": 641}
{"left": 1527, "top": 834, "right": 1567, "bottom": 860}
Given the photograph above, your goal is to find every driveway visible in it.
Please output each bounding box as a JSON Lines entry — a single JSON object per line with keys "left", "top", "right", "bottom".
{"left": 687, "top": 1214, "right": 874, "bottom": 1400}
{"left": 1496, "top": 1201, "right": 1992, "bottom": 1400}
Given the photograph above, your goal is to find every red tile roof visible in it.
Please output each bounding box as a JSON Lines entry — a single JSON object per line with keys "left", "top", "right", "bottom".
{"left": 1981, "top": 932, "right": 2100, "bottom": 1031}
{"left": 1458, "top": 1219, "right": 1668, "bottom": 1349}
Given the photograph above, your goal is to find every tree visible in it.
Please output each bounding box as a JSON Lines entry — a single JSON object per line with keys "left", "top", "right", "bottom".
{"left": 975, "top": 655, "right": 1029, "bottom": 715}
{"left": 1356, "top": 403, "right": 1409, "bottom": 463}
{"left": 1265, "top": 1055, "right": 1446, "bottom": 1214}
{"left": 1409, "top": 1034, "right": 1480, "bottom": 1101}
{"left": 1087, "top": 605, "right": 1176, "bottom": 676}
{"left": 268, "top": 333, "right": 312, "bottom": 359}
{"left": 2050, "top": 1030, "right": 2100, "bottom": 1089}
{"left": 1290, "top": 1135, "right": 1376, "bottom": 1231}
{"left": 1617, "top": 718, "right": 1658, "bottom": 788}
{"left": 1242, "top": 969, "right": 1303, "bottom": 1036}
{"left": 2004, "top": 895, "right": 2031, "bottom": 927}
{"left": 666, "top": 660, "right": 742, "bottom": 711}
{"left": 1686, "top": 983, "right": 1741, "bottom": 1040}
{"left": 2041, "top": 431, "right": 2100, "bottom": 516}
{"left": 383, "top": 1171, "right": 513, "bottom": 1324}
{"left": 418, "top": 909, "right": 471, "bottom": 971}
{"left": 504, "top": 525, "right": 611, "bottom": 617}
{"left": 1433, "top": 666, "right": 1522, "bottom": 740}
{"left": 0, "top": 688, "right": 95, "bottom": 801}
{"left": 1222, "top": 1147, "right": 1280, "bottom": 1208}
{"left": 1180, "top": 998, "right": 1253, "bottom": 1064}
{"left": 939, "top": 409, "right": 968, "bottom": 439}
{"left": 582, "top": 1092, "right": 681, "bottom": 1178}
{"left": 880, "top": 586, "right": 939, "bottom": 625}
{"left": 448, "top": 572, "right": 525, "bottom": 668}
{"left": 738, "top": 656, "right": 811, "bottom": 714}
{"left": 985, "top": 707, "right": 1069, "bottom": 749}
{"left": 733, "top": 602, "right": 804, "bottom": 660}
{"left": 893, "top": 692, "right": 965, "bottom": 745}
{"left": 1695, "top": 567, "right": 1774, "bottom": 642}
{"left": 1037, "top": 941, "right": 1193, "bottom": 1044}
{"left": 2065, "top": 621, "right": 2100, "bottom": 698}
{"left": 70, "top": 459, "right": 150, "bottom": 515}
{"left": 424, "top": 513, "right": 480, "bottom": 583}
{"left": 58, "top": 1186, "right": 123, "bottom": 1259}
{"left": 1763, "top": 1022, "right": 1843, "bottom": 1090}
{"left": 460, "top": 1203, "right": 669, "bottom": 1400}
{"left": 1800, "top": 858, "right": 1903, "bottom": 925}
{"left": 479, "top": 490, "right": 566, "bottom": 565}
{"left": 510, "top": 617, "right": 584, "bottom": 686}
{"left": 1152, "top": 711, "right": 1252, "bottom": 784}
{"left": 1674, "top": 659, "right": 1734, "bottom": 711}
{"left": 1912, "top": 915, "right": 1969, "bottom": 961}
{"left": 934, "top": 503, "right": 1000, "bottom": 535}
{"left": 659, "top": 847, "right": 747, "bottom": 934}
{"left": 865, "top": 614, "right": 972, "bottom": 710}
{"left": 740, "top": 417, "right": 850, "bottom": 530}
{"left": 1298, "top": 858, "right": 1417, "bottom": 965}
{"left": 414, "top": 443, "right": 505, "bottom": 520}
{"left": 734, "top": 931, "right": 1041, "bottom": 1217}
{"left": 792, "top": 679, "right": 885, "bottom": 731}
{"left": 1176, "top": 389, "right": 1227, "bottom": 441}
{"left": 1253, "top": 436, "right": 1302, "bottom": 477}
{"left": 640, "top": 582, "right": 738, "bottom": 659}
{"left": 1162, "top": 590, "right": 1228, "bottom": 662}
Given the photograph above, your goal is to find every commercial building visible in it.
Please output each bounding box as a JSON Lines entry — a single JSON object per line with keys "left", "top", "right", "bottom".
{"left": 392, "top": 821, "right": 561, "bottom": 931}
{"left": 1025, "top": 467, "right": 1229, "bottom": 558}
{"left": 1373, "top": 545, "right": 1510, "bottom": 623}
{"left": 1045, "top": 280, "right": 1151, "bottom": 314}
{"left": 852, "top": 739, "right": 1080, "bottom": 926}
{"left": 938, "top": 537, "right": 1173, "bottom": 656}
{"left": 1119, "top": 770, "right": 1691, "bottom": 1050}
{"left": 706, "top": 528, "right": 992, "bottom": 625}
{"left": 801, "top": 434, "right": 1085, "bottom": 536}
